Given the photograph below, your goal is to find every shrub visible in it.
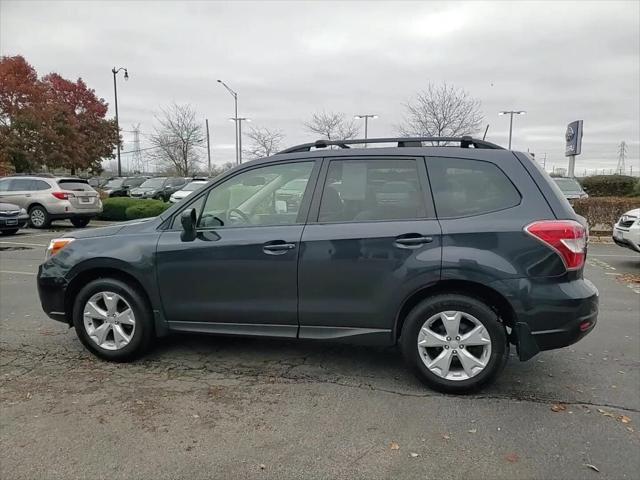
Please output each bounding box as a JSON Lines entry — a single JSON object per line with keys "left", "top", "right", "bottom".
{"left": 581, "top": 175, "right": 636, "bottom": 197}
{"left": 99, "top": 198, "right": 170, "bottom": 221}
{"left": 125, "top": 200, "right": 170, "bottom": 220}
{"left": 632, "top": 179, "right": 640, "bottom": 197}
{"left": 572, "top": 197, "right": 640, "bottom": 230}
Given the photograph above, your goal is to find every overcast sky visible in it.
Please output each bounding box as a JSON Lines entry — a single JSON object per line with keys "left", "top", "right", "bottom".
{"left": 2, "top": 0, "right": 639, "bottom": 174}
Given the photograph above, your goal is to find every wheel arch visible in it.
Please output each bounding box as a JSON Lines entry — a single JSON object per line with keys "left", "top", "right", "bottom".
{"left": 64, "top": 266, "right": 159, "bottom": 333}
{"left": 394, "top": 280, "right": 517, "bottom": 342}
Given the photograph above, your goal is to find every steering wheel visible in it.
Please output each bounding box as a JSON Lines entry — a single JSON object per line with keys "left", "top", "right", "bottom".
{"left": 227, "top": 208, "right": 251, "bottom": 225}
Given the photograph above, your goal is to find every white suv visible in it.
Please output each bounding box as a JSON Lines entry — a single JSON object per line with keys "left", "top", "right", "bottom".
{"left": 0, "top": 175, "right": 102, "bottom": 228}
{"left": 613, "top": 208, "right": 640, "bottom": 253}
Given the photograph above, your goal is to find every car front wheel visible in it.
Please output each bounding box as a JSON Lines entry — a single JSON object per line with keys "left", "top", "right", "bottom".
{"left": 400, "top": 294, "right": 508, "bottom": 394}
{"left": 72, "top": 278, "right": 154, "bottom": 362}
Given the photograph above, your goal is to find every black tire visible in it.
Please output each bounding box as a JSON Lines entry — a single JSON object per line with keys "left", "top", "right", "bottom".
{"left": 400, "top": 294, "right": 508, "bottom": 394}
{"left": 28, "top": 205, "right": 50, "bottom": 229}
{"left": 0, "top": 228, "right": 19, "bottom": 235}
{"left": 72, "top": 278, "right": 154, "bottom": 362}
{"left": 71, "top": 218, "right": 91, "bottom": 228}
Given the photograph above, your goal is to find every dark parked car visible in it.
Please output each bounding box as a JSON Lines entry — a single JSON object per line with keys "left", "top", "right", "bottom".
{"left": 130, "top": 177, "right": 188, "bottom": 201}
{"left": 37, "top": 136, "right": 598, "bottom": 393}
{"left": 102, "top": 177, "right": 147, "bottom": 197}
{"left": 0, "top": 202, "right": 29, "bottom": 235}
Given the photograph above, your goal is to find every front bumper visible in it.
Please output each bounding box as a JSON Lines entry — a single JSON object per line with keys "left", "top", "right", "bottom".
{"left": 37, "top": 265, "right": 69, "bottom": 324}
{"left": 491, "top": 276, "right": 599, "bottom": 361}
{"left": 613, "top": 225, "right": 640, "bottom": 253}
{"left": 0, "top": 214, "right": 29, "bottom": 229}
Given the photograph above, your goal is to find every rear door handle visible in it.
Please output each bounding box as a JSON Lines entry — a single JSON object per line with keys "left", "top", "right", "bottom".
{"left": 262, "top": 241, "right": 296, "bottom": 255}
{"left": 395, "top": 235, "right": 433, "bottom": 247}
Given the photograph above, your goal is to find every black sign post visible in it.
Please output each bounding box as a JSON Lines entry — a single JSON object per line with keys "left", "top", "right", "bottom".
{"left": 565, "top": 120, "right": 583, "bottom": 177}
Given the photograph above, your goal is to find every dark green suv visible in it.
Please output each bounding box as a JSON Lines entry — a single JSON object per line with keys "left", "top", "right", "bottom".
{"left": 37, "top": 137, "right": 598, "bottom": 393}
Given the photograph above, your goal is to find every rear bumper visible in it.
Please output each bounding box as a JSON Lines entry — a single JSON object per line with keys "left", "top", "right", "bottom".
{"left": 491, "top": 276, "right": 599, "bottom": 361}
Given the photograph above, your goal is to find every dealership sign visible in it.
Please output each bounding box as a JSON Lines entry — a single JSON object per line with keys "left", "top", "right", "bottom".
{"left": 565, "top": 120, "right": 583, "bottom": 157}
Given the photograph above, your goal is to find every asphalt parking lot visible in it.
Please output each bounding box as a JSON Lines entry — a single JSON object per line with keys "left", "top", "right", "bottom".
{"left": 1, "top": 222, "right": 639, "bottom": 480}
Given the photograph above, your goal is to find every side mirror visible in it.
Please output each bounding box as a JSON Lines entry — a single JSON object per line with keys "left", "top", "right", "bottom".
{"left": 180, "top": 208, "right": 197, "bottom": 242}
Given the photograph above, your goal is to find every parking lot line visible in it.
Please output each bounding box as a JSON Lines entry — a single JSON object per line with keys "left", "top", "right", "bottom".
{"left": 0, "top": 240, "right": 47, "bottom": 247}
{"left": 0, "top": 270, "right": 35, "bottom": 275}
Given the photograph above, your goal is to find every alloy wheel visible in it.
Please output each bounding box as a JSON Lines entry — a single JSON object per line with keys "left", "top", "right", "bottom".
{"left": 417, "top": 311, "right": 492, "bottom": 381}
{"left": 83, "top": 291, "right": 136, "bottom": 351}
{"left": 30, "top": 208, "right": 45, "bottom": 227}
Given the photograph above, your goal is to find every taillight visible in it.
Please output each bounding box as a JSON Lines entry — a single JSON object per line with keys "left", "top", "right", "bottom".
{"left": 525, "top": 220, "right": 587, "bottom": 271}
{"left": 52, "top": 191, "right": 75, "bottom": 200}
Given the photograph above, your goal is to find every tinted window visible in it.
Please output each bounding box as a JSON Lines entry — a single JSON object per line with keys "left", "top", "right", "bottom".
{"left": 57, "top": 180, "right": 91, "bottom": 191}
{"left": 198, "top": 162, "right": 314, "bottom": 228}
{"left": 124, "top": 177, "right": 146, "bottom": 187}
{"left": 428, "top": 157, "right": 520, "bottom": 218}
{"left": 318, "top": 159, "right": 426, "bottom": 222}
{"left": 140, "top": 178, "right": 166, "bottom": 188}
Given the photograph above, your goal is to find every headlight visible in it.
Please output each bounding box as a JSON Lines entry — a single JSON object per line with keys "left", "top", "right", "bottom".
{"left": 46, "top": 238, "right": 75, "bottom": 258}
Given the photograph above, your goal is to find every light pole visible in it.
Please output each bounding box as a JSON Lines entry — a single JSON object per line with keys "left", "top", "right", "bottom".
{"left": 230, "top": 117, "right": 250, "bottom": 164}
{"left": 498, "top": 110, "right": 526, "bottom": 150}
{"left": 354, "top": 114, "right": 378, "bottom": 147}
{"left": 217, "top": 79, "right": 239, "bottom": 165}
{"left": 112, "top": 67, "right": 129, "bottom": 176}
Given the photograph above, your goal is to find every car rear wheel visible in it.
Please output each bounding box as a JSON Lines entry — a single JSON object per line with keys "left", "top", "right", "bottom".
{"left": 0, "top": 228, "right": 19, "bottom": 235}
{"left": 28, "top": 205, "right": 50, "bottom": 228}
{"left": 72, "top": 278, "right": 154, "bottom": 362}
{"left": 400, "top": 294, "right": 508, "bottom": 394}
{"left": 71, "top": 218, "right": 91, "bottom": 228}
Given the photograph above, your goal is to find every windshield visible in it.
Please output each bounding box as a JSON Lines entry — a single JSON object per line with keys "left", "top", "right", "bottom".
{"left": 104, "top": 178, "right": 124, "bottom": 188}
{"left": 140, "top": 178, "right": 166, "bottom": 188}
{"left": 183, "top": 181, "right": 207, "bottom": 191}
{"left": 553, "top": 178, "right": 583, "bottom": 192}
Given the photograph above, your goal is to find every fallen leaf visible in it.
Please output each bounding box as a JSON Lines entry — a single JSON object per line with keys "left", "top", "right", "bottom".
{"left": 468, "top": 429, "right": 477, "bottom": 433}
{"left": 505, "top": 452, "right": 520, "bottom": 463}
{"left": 618, "top": 415, "right": 631, "bottom": 424}
{"left": 409, "top": 452, "right": 420, "bottom": 458}
{"left": 583, "top": 463, "right": 600, "bottom": 473}
{"left": 192, "top": 414, "right": 200, "bottom": 419}
{"left": 597, "top": 408, "right": 615, "bottom": 418}
{"left": 627, "top": 427, "right": 635, "bottom": 433}
{"left": 442, "top": 434, "right": 450, "bottom": 440}
{"left": 389, "top": 442, "right": 400, "bottom": 450}
{"left": 551, "top": 404, "right": 566, "bottom": 412}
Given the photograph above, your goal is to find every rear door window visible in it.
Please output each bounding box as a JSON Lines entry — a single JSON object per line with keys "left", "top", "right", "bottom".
{"left": 318, "top": 159, "right": 427, "bottom": 222}
{"left": 427, "top": 157, "right": 521, "bottom": 218}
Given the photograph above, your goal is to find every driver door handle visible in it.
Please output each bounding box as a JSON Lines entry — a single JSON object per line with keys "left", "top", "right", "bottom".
{"left": 262, "top": 241, "right": 296, "bottom": 255}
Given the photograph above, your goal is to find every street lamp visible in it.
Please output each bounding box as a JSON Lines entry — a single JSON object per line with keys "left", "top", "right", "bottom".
{"left": 230, "top": 117, "right": 250, "bottom": 164}
{"left": 217, "top": 79, "right": 239, "bottom": 165}
{"left": 498, "top": 110, "right": 526, "bottom": 150}
{"left": 354, "top": 114, "right": 378, "bottom": 147}
{"left": 112, "top": 67, "right": 129, "bottom": 176}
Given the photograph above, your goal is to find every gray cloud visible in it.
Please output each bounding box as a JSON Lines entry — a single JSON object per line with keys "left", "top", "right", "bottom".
{"left": 1, "top": 0, "right": 638, "bottom": 174}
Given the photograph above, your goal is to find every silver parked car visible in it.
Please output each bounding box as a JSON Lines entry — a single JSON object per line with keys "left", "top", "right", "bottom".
{"left": 0, "top": 175, "right": 102, "bottom": 228}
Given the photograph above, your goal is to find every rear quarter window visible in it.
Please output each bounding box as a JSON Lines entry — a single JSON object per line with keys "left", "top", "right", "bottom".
{"left": 427, "top": 157, "right": 521, "bottom": 218}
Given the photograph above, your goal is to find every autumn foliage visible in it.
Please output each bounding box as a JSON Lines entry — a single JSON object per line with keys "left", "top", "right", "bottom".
{"left": 0, "top": 55, "right": 118, "bottom": 174}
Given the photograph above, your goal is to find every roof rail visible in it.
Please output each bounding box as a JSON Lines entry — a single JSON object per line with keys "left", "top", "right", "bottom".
{"left": 276, "top": 136, "right": 504, "bottom": 154}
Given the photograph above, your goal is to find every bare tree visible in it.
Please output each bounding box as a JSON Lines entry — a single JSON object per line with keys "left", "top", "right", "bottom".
{"left": 245, "top": 126, "right": 285, "bottom": 159}
{"left": 149, "top": 103, "right": 205, "bottom": 176}
{"left": 304, "top": 111, "right": 360, "bottom": 140}
{"left": 399, "top": 83, "right": 484, "bottom": 141}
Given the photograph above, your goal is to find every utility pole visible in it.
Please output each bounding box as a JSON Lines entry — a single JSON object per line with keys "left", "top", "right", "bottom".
{"left": 498, "top": 110, "right": 526, "bottom": 150}
{"left": 111, "top": 67, "right": 128, "bottom": 176}
{"left": 131, "top": 124, "right": 142, "bottom": 173}
{"left": 354, "top": 114, "right": 378, "bottom": 147}
{"left": 205, "top": 119, "right": 212, "bottom": 176}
